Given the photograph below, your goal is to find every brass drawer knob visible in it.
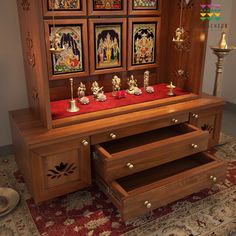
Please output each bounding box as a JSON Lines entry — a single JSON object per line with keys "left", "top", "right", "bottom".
{"left": 172, "top": 118, "right": 178, "bottom": 124}
{"left": 210, "top": 175, "right": 217, "bottom": 182}
{"left": 82, "top": 140, "right": 89, "bottom": 146}
{"left": 110, "top": 133, "right": 117, "bottom": 139}
{"left": 191, "top": 144, "right": 198, "bottom": 149}
{"left": 192, "top": 113, "right": 199, "bottom": 119}
{"left": 144, "top": 201, "right": 152, "bottom": 208}
{"left": 126, "top": 163, "right": 134, "bottom": 169}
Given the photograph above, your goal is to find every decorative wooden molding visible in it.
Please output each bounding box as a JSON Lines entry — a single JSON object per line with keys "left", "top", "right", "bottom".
{"left": 20, "top": 0, "right": 30, "bottom": 11}
{"left": 26, "top": 32, "right": 36, "bottom": 68}
{"left": 32, "top": 88, "right": 39, "bottom": 101}
{"left": 174, "top": 69, "right": 189, "bottom": 80}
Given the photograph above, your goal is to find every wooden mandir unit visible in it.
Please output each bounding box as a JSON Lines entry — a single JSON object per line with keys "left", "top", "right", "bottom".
{"left": 10, "top": 0, "right": 227, "bottom": 220}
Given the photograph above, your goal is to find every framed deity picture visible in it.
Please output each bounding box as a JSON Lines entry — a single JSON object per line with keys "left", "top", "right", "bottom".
{"left": 44, "top": 19, "right": 89, "bottom": 80}
{"left": 88, "top": 0, "right": 127, "bottom": 16}
{"left": 42, "top": 0, "right": 87, "bottom": 17}
{"left": 128, "top": 0, "right": 161, "bottom": 15}
{"left": 89, "top": 18, "right": 127, "bottom": 75}
{"left": 128, "top": 17, "right": 160, "bottom": 71}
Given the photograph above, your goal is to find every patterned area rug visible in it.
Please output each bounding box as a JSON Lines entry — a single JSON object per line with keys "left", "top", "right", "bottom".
{"left": 0, "top": 134, "right": 236, "bottom": 236}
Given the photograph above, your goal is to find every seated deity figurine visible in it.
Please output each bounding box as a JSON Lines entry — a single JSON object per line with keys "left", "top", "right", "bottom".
{"left": 112, "top": 75, "right": 121, "bottom": 96}
{"left": 126, "top": 75, "right": 138, "bottom": 95}
{"left": 77, "top": 82, "right": 86, "bottom": 99}
{"left": 91, "top": 81, "right": 104, "bottom": 100}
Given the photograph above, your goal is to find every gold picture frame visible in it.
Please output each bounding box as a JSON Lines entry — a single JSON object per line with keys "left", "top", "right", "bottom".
{"left": 88, "top": 0, "right": 127, "bottom": 16}
{"left": 42, "top": 0, "right": 87, "bottom": 17}
{"left": 89, "top": 18, "right": 127, "bottom": 75}
{"left": 128, "top": 0, "right": 161, "bottom": 15}
{"left": 128, "top": 17, "right": 160, "bottom": 71}
{"left": 44, "top": 19, "right": 89, "bottom": 80}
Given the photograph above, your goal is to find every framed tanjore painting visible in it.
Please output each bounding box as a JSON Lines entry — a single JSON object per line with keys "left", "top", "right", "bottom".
{"left": 128, "top": 17, "right": 160, "bottom": 71}
{"left": 44, "top": 19, "right": 89, "bottom": 80}
{"left": 128, "top": 0, "right": 161, "bottom": 15}
{"left": 42, "top": 0, "right": 87, "bottom": 17}
{"left": 89, "top": 18, "right": 127, "bottom": 75}
{"left": 88, "top": 0, "right": 127, "bottom": 16}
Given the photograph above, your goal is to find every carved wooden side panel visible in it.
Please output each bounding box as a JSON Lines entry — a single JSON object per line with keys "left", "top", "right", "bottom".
{"left": 197, "top": 115, "right": 215, "bottom": 139}
{"left": 189, "top": 106, "right": 224, "bottom": 147}
{"left": 17, "top": 0, "right": 52, "bottom": 129}
{"left": 30, "top": 138, "right": 91, "bottom": 202}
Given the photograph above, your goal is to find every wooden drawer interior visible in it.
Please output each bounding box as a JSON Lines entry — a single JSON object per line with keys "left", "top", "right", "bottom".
{"left": 99, "top": 124, "right": 203, "bottom": 155}
{"left": 102, "top": 152, "right": 226, "bottom": 220}
{"left": 117, "top": 153, "right": 219, "bottom": 192}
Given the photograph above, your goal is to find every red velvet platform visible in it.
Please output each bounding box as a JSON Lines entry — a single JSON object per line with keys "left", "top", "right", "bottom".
{"left": 51, "top": 83, "right": 189, "bottom": 120}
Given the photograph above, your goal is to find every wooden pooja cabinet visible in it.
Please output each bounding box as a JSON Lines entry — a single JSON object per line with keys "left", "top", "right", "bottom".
{"left": 10, "top": 0, "right": 227, "bottom": 219}
{"left": 15, "top": 0, "right": 209, "bottom": 128}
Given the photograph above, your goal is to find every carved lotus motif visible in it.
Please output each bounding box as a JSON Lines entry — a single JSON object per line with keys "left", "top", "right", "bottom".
{"left": 47, "top": 162, "right": 77, "bottom": 179}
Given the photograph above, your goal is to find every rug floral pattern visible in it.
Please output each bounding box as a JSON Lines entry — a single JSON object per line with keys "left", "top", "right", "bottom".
{"left": 0, "top": 134, "right": 236, "bottom": 236}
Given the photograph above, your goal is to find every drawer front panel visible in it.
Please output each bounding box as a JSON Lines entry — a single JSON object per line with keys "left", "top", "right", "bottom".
{"left": 109, "top": 153, "right": 226, "bottom": 220}
{"left": 91, "top": 113, "right": 189, "bottom": 145}
{"left": 94, "top": 129, "right": 209, "bottom": 181}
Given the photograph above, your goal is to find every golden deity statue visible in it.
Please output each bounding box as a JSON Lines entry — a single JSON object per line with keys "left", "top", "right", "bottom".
{"left": 91, "top": 81, "right": 104, "bottom": 100}
{"left": 77, "top": 82, "right": 86, "bottom": 99}
{"left": 127, "top": 75, "right": 138, "bottom": 95}
{"left": 112, "top": 75, "right": 121, "bottom": 96}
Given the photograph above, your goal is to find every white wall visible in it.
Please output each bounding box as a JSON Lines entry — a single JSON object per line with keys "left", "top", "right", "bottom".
{"left": 203, "top": 0, "right": 236, "bottom": 103}
{"left": 0, "top": 0, "right": 28, "bottom": 147}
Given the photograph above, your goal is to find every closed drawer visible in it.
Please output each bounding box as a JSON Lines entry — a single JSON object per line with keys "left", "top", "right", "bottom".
{"left": 96, "top": 152, "right": 226, "bottom": 220}
{"left": 93, "top": 123, "right": 209, "bottom": 182}
{"left": 91, "top": 113, "right": 189, "bottom": 145}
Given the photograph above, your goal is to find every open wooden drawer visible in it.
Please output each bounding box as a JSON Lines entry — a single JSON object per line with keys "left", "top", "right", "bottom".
{"left": 93, "top": 123, "right": 209, "bottom": 182}
{"left": 91, "top": 113, "right": 189, "bottom": 145}
{"left": 96, "top": 152, "right": 226, "bottom": 220}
